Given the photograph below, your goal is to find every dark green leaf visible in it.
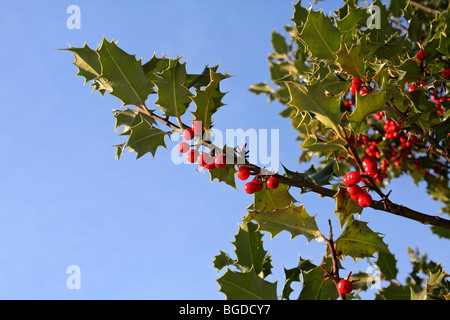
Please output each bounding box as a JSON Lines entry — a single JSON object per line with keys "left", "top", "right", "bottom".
{"left": 217, "top": 269, "right": 278, "bottom": 300}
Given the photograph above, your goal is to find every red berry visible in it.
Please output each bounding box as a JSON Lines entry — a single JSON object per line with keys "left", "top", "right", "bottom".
{"left": 350, "top": 85, "right": 356, "bottom": 95}
{"left": 266, "top": 176, "right": 279, "bottom": 189}
{"left": 338, "top": 279, "right": 353, "bottom": 295}
{"left": 178, "top": 142, "right": 190, "bottom": 153}
{"left": 192, "top": 121, "right": 203, "bottom": 133}
{"left": 416, "top": 50, "right": 425, "bottom": 61}
{"left": 183, "top": 128, "right": 194, "bottom": 140}
{"left": 186, "top": 149, "right": 199, "bottom": 163}
{"left": 357, "top": 193, "right": 372, "bottom": 208}
{"left": 347, "top": 185, "right": 363, "bottom": 197}
{"left": 443, "top": 68, "right": 450, "bottom": 79}
{"left": 408, "top": 84, "right": 418, "bottom": 92}
{"left": 204, "top": 162, "right": 216, "bottom": 170}
{"left": 362, "top": 158, "right": 378, "bottom": 170}
{"left": 343, "top": 171, "right": 361, "bottom": 187}
{"left": 244, "top": 181, "right": 258, "bottom": 194}
{"left": 214, "top": 155, "right": 227, "bottom": 168}
{"left": 197, "top": 153, "right": 213, "bottom": 167}
{"left": 351, "top": 77, "right": 362, "bottom": 90}
{"left": 253, "top": 179, "right": 263, "bottom": 192}
{"left": 359, "top": 88, "right": 368, "bottom": 96}
{"left": 237, "top": 166, "right": 251, "bottom": 180}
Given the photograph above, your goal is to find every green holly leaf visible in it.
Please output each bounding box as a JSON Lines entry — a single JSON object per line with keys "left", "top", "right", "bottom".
{"left": 185, "top": 65, "right": 219, "bottom": 90}
{"left": 298, "top": 9, "right": 341, "bottom": 61}
{"left": 336, "top": 5, "right": 367, "bottom": 33}
{"left": 62, "top": 43, "right": 112, "bottom": 95}
{"left": 216, "top": 269, "right": 278, "bottom": 300}
{"left": 142, "top": 53, "right": 170, "bottom": 82}
{"left": 126, "top": 115, "right": 168, "bottom": 159}
{"left": 153, "top": 59, "right": 193, "bottom": 119}
{"left": 281, "top": 255, "right": 316, "bottom": 300}
{"left": 209, "top": 164, "right": 237, "bottom": 189}
{"left": 113, "top": 108, "right": 155, "bottom": 136}
{"left": 247, "top": 183, "right": 296, "bottom": 212}
{"left": 97, "top": 38, "right": 153, "bottom": 106}
{"left": 232, "top": 222, "right": 272, "bottom": 278}
{"left": 287, "top": 81, "right": 343, "bottom": 132}
{"left": 336, "top": 43, "right": 367, "bottom": 79}
{"left": 389, "top": 0, "right": 407, "bottom": 17}
{"left": 271, "top": 30, "right": 289, "bottom": 56}
{"left": 334, "top": 220, "right": 390, "bottom": 261}
{"left": 347, "top": 88, "right": 387, "bottom": 135}
{"left": 430, "top": 226, "right": 450, "bottom": 240}
{"left": 410, "top": 287, "right": 432, "bottom": 300}
{"left": 298, "top": 257, "right": 340, "bottom": 300}
{"left": 431, "top": 117, "right": 450, "bottom": 143}
{"left": 333, "top": 187, "right": 363, "bottom": 229}
{"left": 62, "top": 43, "right": 102, "bottom": 83}
{"left": 191, "top": 68, "right": 230, "bottom": 130}
{"left": 300, "top": 136, "right": 348, "bottom": 159}
{"left": 213, "top": 251, "right": 237, "bottom": 273}
{"left": 244, "top": 202, "right": 321, "bottom": 242}
{"left": 376, "top": 251, "right": 398, "bottom": 280}
{"left": 291, "top": 0, "right": 308, "bottom": 28}
{"left": 249, "top": 82, "right": 275, "bottom": 96}
{"left": 375, "top": 283, "right": 411, "bottom": 300}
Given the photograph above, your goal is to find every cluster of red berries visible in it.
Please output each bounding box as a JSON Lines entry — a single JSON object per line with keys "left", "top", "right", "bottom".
{"left": 384, "top": 119, "right": 402, "bottom": 139}
{"left": 343, "top": 168, "right": 372, "bottom": 208}
{"left": 430, "top": 86, "right": 450, "bottom": 115}
{"left": 178, "top": 122, "right": 227, "bottom": 170}
{"left": 373, "top": 110, "right": 384, "bottom": 121}
{"left": 349, "top": 77, "right": 368, "bottom": 96}
{"left": 237, "top": 166, "right": 279, "bottom": 194}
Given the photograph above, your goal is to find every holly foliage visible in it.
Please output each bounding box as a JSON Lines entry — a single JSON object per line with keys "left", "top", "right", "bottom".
{"left": 63, "top": 0, "right": 450, "bottom": 300}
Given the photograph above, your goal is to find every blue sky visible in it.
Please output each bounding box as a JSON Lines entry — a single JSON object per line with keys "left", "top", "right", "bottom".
{"left": 0, "top": 0, "right": 448, "bottom": 300}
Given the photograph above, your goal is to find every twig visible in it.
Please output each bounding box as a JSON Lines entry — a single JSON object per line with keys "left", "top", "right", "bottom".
{"left": 409, "top": 0, "right": 440, "bottom": 15}
{"left": 134, "top": 105, "right": 450, "bottom": 231}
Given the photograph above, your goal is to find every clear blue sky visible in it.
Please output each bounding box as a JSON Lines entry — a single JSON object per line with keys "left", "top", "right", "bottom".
{"left": 0, "top": 0, "right": 448, "bottom": 300}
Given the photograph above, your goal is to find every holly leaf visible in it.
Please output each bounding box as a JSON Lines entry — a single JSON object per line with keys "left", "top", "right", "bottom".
{"left": 153, "top": 59, "right": 193, "bottom": 119}
{"left": 209, "top": 165, "right": 237, "bottom": 189}
{"left": 281, "top": 255, "right": 316, "bottom": 300}
{"left": 334, "top": 220, "right": 390, "bottom": 261}
{"left": 375, "top": 283, "right": 411, "bottom": 300}
{"left": 232, "top": 222, "right": 272, "bottom": 278}
{"left": 97, "top": 38, "right": 153, "bottom": 106}
{"left": 431, "top": 117, "right": 450, "bottom": 143}
{"left": 62, "top": 43, "right": 102, "bottom": 83}
{"left": 191, "top": 68, "right": 230, "bottom": 130}
{"left": 249, "top": 82, "right": 275, "bottom": 96}
{"left": 300, "top": 136, "right": 347, "bottom": 159}
{"left": 271, "top": 30, "right": 289, "bottom": 56}
{"left": 248, "top": 183, "right": 296, "bottom": 212}
{"left": 376, "top": 251, "right": 398, "bottom": 280}
{"left": 125, "top": 115, "right": 168, "bottom": 159}
{"left": 244, "top": 202, "right": 321, "bottom": 242}
{"left": 298, "top": 9, "right": 341, "bottom": 61}
{"left": 216, "top": 269, "right": 278, "bottom": 300}
{"left": 287, "top": 81, "right": 343, "bottom": 131}
{"left": 333, "top": 187, "right": 362, "bottom": 229}
{"left": 142, "top": 53, "right": 170, "bottom": 81}
{"left": 213, "top": 251, "right": 237, "bottom": 272}
{"left": 62, "top": 43, "right": 112, "bottom": 95}
{"left": 298, "top": 257, "right": 340, "bottom": 300}
{"left": 347, "top": 88, "right": 387, "bottom": 135}
{"left": 336, "top": 43, "right": 367, "bottom": 79}
{"left": 113, "top": 108, "right": 155, "bottom": 136}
